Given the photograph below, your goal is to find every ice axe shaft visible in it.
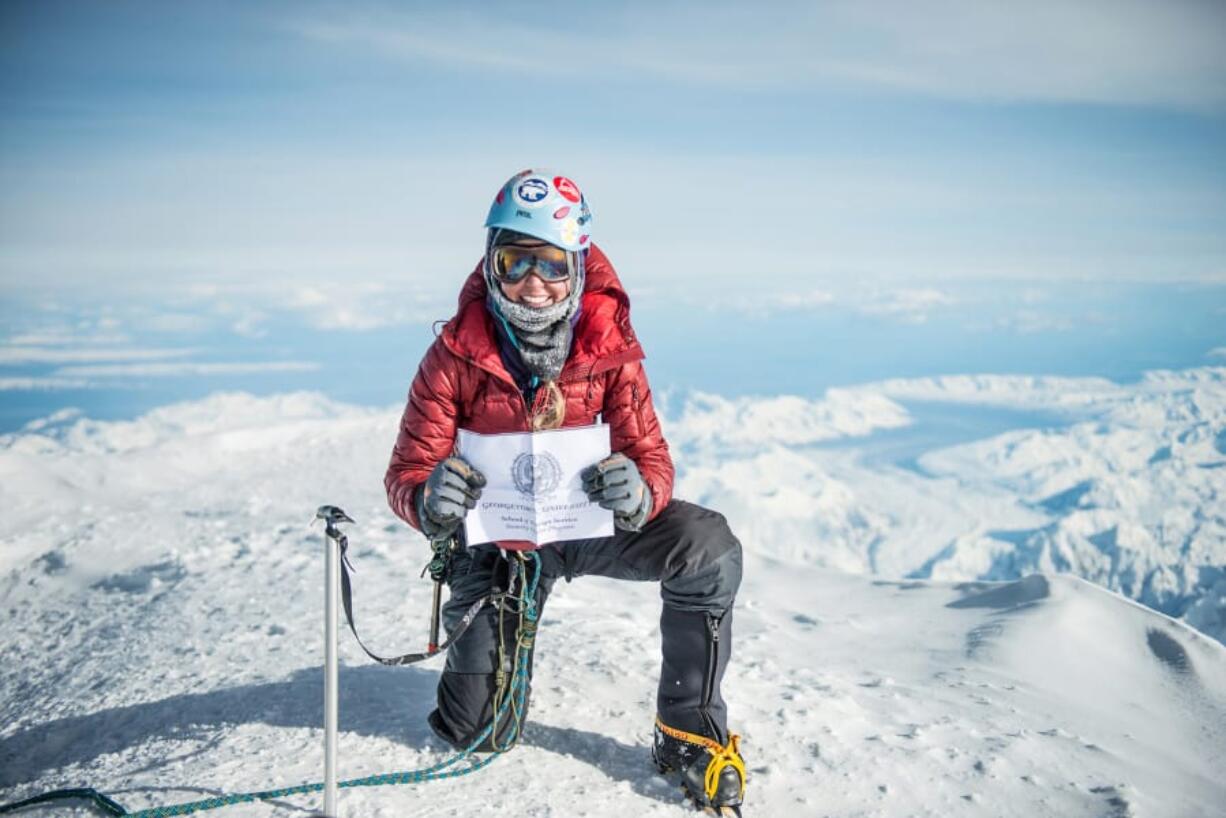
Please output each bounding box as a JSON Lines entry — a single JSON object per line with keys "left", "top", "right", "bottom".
{"left": 429, "top": 581, "right": 443, "bottom": 652}
{"left": 426, "top": 535, "right": 457, "bottom": 653}
{"left": 314, "top": 505, "right": 352, "bottom": 818}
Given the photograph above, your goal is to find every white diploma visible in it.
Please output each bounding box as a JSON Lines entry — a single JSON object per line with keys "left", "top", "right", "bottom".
{"left": 457, "top": 424, "right": 614, "bottom": 547}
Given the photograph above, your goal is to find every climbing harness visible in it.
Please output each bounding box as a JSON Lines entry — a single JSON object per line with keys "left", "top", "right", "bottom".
{"left": 0, "top": 513, "right": 543, "bottom": 817}
{"left": 489, "top": 552, "right": 539, "bottom": 753}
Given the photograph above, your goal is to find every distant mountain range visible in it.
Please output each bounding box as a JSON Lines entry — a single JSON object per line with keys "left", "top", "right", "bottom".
{"left": 2, "top": 366, "right": 1222, "bottom": 652}
{"left": 667, "top": 366, "right": 1226, "bottom": 646}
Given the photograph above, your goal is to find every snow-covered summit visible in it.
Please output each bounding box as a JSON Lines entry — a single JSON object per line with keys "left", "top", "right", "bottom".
{"left": 3, "top": 537, "right": 1224, "bottom": 815}
{"left": 1, "top": 368, "right": 1225, "bottom": 815}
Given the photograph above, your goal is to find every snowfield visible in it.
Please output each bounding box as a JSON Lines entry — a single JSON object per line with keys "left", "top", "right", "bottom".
{"left": 2, "top": 367, "right": 1225, "bottom": 816}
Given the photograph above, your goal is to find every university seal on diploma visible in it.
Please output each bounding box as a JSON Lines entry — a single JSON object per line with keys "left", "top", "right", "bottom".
{"left": 511, "top": 452, "right": 563, "bottom": 499}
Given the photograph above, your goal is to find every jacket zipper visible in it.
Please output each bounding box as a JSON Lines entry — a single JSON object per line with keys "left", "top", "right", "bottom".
{"left": 700, "top": 613, "right": 723, "bottom": 739}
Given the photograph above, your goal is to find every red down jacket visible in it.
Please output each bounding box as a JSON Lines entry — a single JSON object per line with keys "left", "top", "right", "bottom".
{"left": 384, "top": 245, "right": 674, "bottom": 541}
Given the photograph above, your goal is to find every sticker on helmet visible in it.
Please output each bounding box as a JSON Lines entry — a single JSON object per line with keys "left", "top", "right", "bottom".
{"left": 495, "top": 187, "right": 506, "bottom": 205}
{"left": 559, "top": 218, "right": 579, "bottom": 246}
{"left": 553, "top": 206, "right": 571, "bottom": 219}
{"left": 554, "top": 176, "right": 581, "bottom": 203}
{"left": 579, "top": 234, "right": 589, "bottom": 246}
{"left": 515, "top": 209, "right": 533, "bottom": 219}
{"left": 515, "top": 178, "right": 550, "bottom": 207}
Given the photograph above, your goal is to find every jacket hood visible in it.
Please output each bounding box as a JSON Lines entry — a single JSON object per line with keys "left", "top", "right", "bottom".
{"left": 441, "top": 243, "right": 644, "bottom": 383}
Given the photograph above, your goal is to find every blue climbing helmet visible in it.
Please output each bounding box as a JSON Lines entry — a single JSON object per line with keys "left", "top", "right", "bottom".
{"left": 484, "top": 169, "right": 593, "bottom": 252}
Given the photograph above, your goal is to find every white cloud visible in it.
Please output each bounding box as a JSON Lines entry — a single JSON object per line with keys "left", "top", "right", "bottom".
{"left": 0, "top": 346, "right": 197, "bottom": 365}
{"left": 3, "top": 140, "right": 1220, "bottom": 295}
{"left": 138, "top": 312, "right": 212, "bottom": 333}
{"left": 858, "top": 288, "right": 957, "bottom": 323}
{"left": 288, "top": 288, "right": 329, "bottom": 309}
{"left": 20, "top": 407, "right": 84, "bottom": 429}
{"left": 686, "top": 286, "right": 837, "bottom": 317}
{"left": 230, "top": 312, "right": 269, "bottom": 339}
{"left": 6, "top": 331, "right": 131, "bottom": 346}
{"left": 991, "top": 309, "right": 1077, "bottom": 335}
{"left": 774, "top": 289, "right": 837, "bottom": 310}
{"left": 810, "top": 0, "right": 1226, "bottom": 110}
{"left": 295, "top": 1, "right": 1226, "bottom": 110}
{"left": 52, "top": 362, "right": 319, "bottom": 378}
{"left": 1209, "top": 347, "right": 1226, "bottom": 360}
{"left": 282, "top": 283, "right": 450, "bottom": 331}
{"left": 0, "top": 376, "right": 94, "bottom": 391}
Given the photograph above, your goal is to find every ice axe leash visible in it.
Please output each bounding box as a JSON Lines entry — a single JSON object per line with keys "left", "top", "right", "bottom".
{"left": 315, "top": 505, "right": 489, "bottom": 667}
{"left": 0, "top": 508, "right": 540, "bottom": 818}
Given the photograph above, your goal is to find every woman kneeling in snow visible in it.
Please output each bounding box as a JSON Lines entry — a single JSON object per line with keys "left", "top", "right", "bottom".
{"left": 384, "top": 169, "right": 745, "bottom": 813}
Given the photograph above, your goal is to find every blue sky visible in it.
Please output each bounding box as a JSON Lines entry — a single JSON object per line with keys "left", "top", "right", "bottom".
{"left": 1, "top": 1, "right": 1225, "bottom": 429}
{"left": 3, "top": 0, "right": 1225, "bottom": 292}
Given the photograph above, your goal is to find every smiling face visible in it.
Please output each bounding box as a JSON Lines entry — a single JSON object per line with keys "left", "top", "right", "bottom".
{"left": 498, "top": 271, "right": 572, "bottom": 308}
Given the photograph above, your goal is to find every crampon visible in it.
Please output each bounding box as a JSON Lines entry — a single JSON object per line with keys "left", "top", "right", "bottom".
{"left": 653, "top": 717, "right": 745, "bottom": 816}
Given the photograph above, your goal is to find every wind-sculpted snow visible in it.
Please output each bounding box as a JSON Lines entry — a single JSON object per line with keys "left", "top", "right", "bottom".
{"left": 1, "top": 371, "right": 1225, "bottom": 815}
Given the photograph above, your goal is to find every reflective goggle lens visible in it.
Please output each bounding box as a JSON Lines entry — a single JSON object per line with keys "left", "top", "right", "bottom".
{"left": 492, "top": 245, "right": 570, "bottom": 283}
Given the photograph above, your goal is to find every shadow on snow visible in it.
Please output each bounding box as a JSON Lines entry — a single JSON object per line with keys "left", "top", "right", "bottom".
{"left": 1, "top": 664, "right": 674, "bottom": 809}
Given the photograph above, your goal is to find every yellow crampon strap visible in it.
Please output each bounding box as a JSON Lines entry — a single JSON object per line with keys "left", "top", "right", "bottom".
{"left": 655, "top": 716, "right": 747, "bottom": 802}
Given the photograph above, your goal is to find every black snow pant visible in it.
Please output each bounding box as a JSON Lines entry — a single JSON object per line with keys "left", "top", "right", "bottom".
{"left": 428, "top": 499, "right": 743, "bottom": 751}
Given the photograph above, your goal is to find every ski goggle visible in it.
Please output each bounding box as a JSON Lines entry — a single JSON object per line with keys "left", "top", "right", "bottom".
{"left": 491, "top": 244, "right": 571, "bottom": 283}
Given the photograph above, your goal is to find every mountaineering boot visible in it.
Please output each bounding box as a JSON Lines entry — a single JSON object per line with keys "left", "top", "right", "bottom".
{"left": 654, "top": 606, "right": 745, "bottom": 814}
{"left": 653, "top": 718, "right": 745, "bottom": 815}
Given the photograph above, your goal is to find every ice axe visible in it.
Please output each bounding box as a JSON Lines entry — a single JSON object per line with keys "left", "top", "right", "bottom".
{"left": 312, "top": 502, "right": 484, "bottom": 809}
{"left": 314, "top": 504, "right": 350, "bottom": 817}
{"left": 315, "top": 505, "right": 479, "bottom": 670}
{"left": 423, "top": 535, "right": 460, "bottom": 651}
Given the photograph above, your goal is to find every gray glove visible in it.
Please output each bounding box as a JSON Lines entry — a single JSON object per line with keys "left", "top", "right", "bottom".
{"left": 415, "top": 456, "right": 487, "bottom": 541}
{"left": 581, "top": 453, "right": 652, "bottom": 532}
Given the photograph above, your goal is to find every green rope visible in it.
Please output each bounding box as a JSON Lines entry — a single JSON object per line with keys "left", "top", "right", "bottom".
{"left": 0, "top": 788, "right": 127, "bottom": 816}
{"left": 2, "top": 552, "right": 542, "bottom": 818}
